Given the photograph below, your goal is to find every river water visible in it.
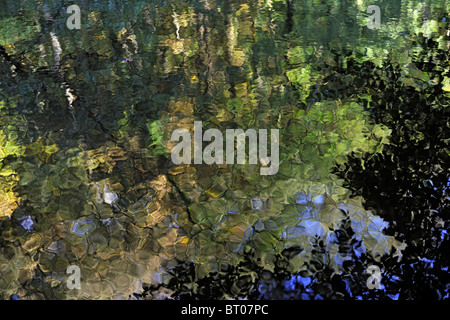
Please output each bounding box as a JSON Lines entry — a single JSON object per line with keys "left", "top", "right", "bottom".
{"left": 0, "top": 0, "right": 449, "bottom": 300}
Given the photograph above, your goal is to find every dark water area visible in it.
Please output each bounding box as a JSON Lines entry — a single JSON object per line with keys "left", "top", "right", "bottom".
{"left": 0, "top": 0, "right": 449, "bottom": 300}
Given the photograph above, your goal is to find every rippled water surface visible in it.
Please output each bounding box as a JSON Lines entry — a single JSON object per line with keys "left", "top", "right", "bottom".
{"left": 0, "top": 0, "right": 449, "bottom": 300}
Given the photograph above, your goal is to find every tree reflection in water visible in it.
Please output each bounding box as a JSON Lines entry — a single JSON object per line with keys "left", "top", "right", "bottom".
{"left": 0, "top": 0, "right": 449, "bottom": 299}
